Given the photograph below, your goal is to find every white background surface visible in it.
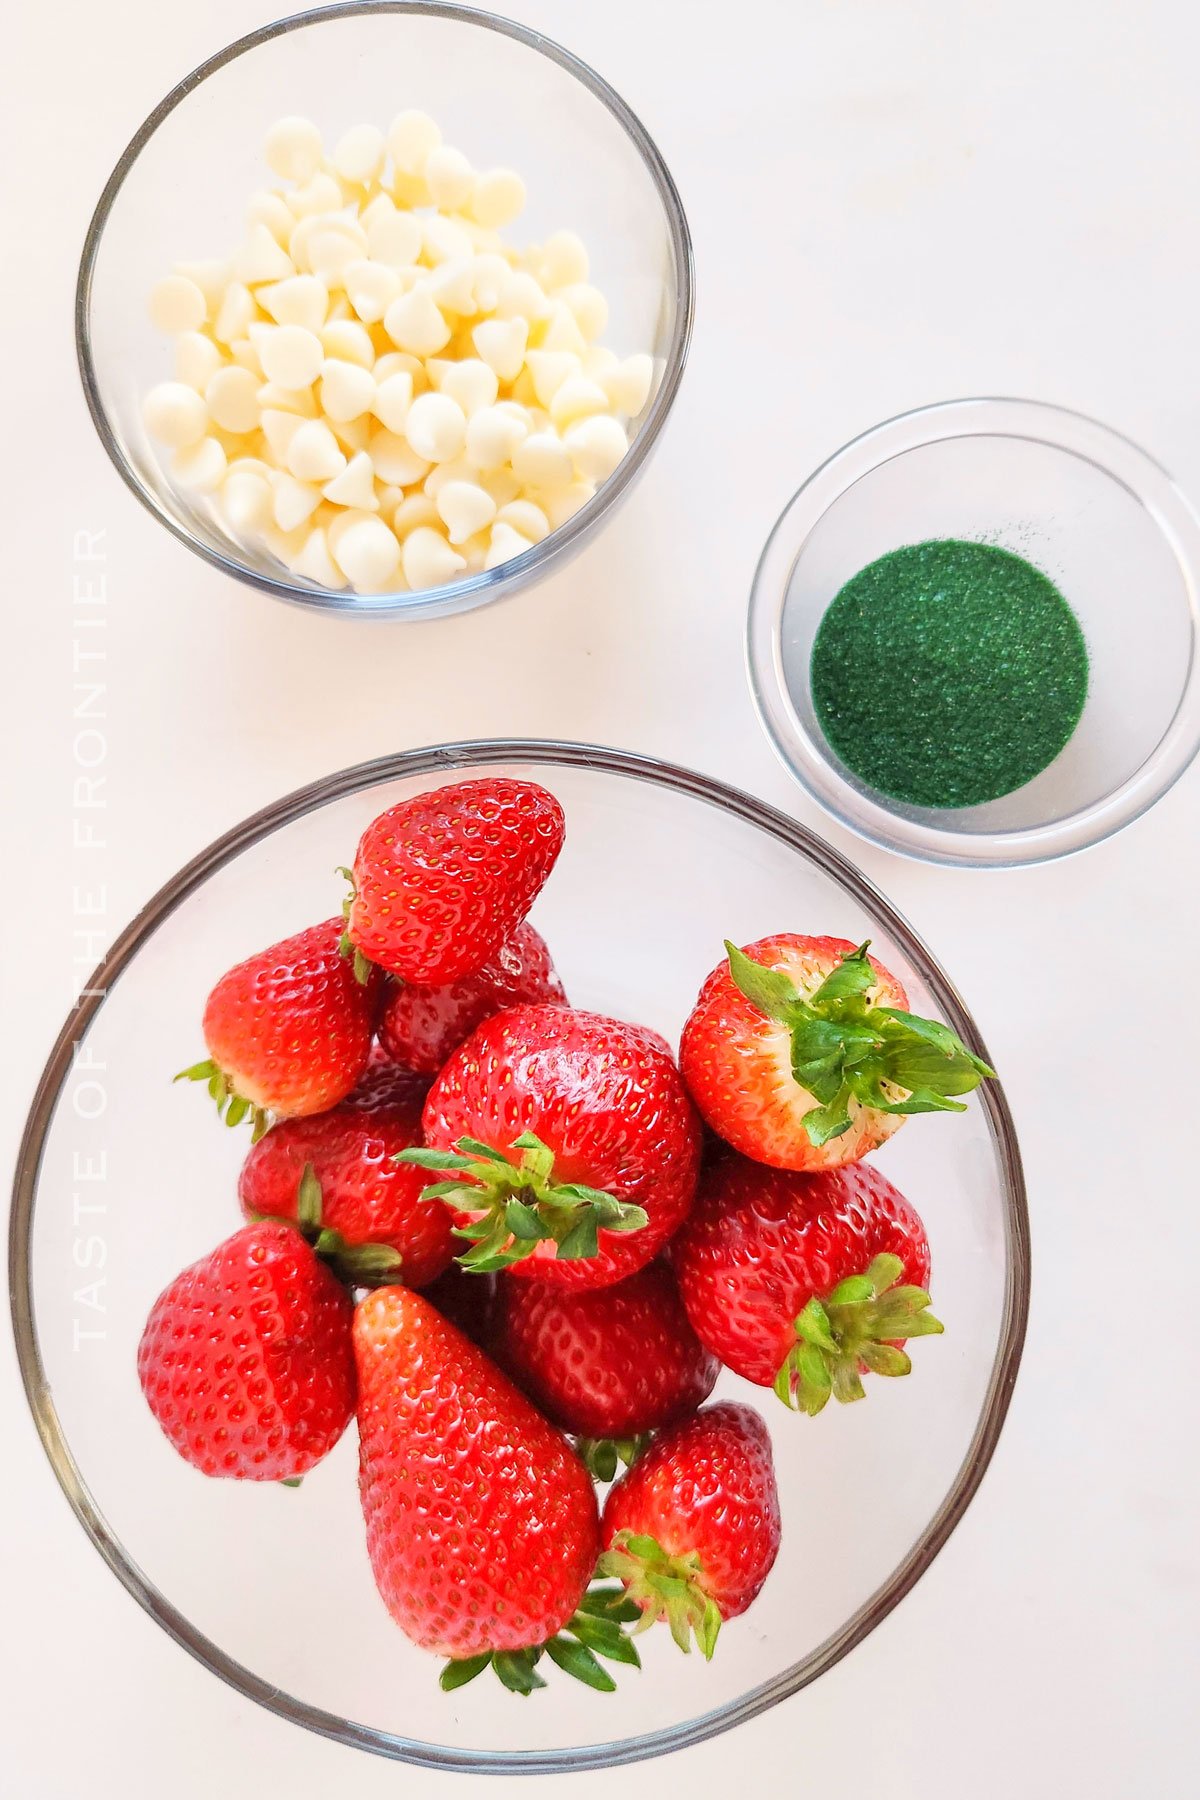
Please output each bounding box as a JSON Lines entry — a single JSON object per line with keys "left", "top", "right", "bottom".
{"left": 3, "top": 0, "right": 1198, "bottom": 1794}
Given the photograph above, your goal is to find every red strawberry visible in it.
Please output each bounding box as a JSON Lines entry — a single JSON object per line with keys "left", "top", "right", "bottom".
{"left": 355, "top": 1287, "right": 637, "bottom": 1693}
{"left": 137, "top": 1221, "right": 355, "bottom": 1481}
{"left": 378, "top": 920, "right": 567, "bottom": 1076}
{"left": 680, "top": 936, "right": 994, "bottom": 1172}
{"left": 671, "top": 1150, "right": 941, "bottom": 1412}
{"left": 343, "top": 1044, "right": 431, "bottom": 1115}
{"left": 346, "top": 779, "right": 565, "bottom": 985}
{"left": 492, "top": 1261, "right": 718, "bottom": 1445}
{"left": 406, "top": 1005, "right": 702, "bottom": 1290}
{"left": 599, "top": 1402, "right": 780, "bottom": 1656}
{"left": 421, "top": 1263, "right": 500, "bottom": 1349}
{"left": 179, "top": 918, "right": 375, "bottom": 1134}
{"left": 237, "top": 1082, "right": 455, "bottom": 1290}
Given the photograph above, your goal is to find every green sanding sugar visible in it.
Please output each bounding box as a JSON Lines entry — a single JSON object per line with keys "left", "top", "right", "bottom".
{"left": 810, "top": 538, "right": 1089, "bottom": 809}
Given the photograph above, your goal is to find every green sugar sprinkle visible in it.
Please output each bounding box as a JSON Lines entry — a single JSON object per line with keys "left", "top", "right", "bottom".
{"left": 810, "top": 538, "right": 1089, "bottom": 809}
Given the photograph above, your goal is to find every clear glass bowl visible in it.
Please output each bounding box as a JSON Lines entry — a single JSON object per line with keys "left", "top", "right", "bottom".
{"left": 76, "top": 3, "right": 693, "bottom": 619}
{"left": 10, "top": 743, "right": 1028, "bottom": 1771}
{"left": 748, "top": 399, "right": 1200, "bottom": 867}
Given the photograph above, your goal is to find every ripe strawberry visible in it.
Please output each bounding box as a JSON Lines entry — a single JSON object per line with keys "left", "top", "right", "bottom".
{"left": 672, "top": 1150, "right": 942, "bottom": 1412}
{"left": 492, "top": 1261, "right": 718, "bottom": 1445}
{"left": 378, "top": 920, "right": 567, "bottom": 1076}
{"left": 342, "top": 1044, "right": 431, "bottom": 1115}
{"left": 238, "top": 1080, "right": 455, "bottom": 1290}
{"left": 680, "top": 936, "right": 994, "bottom": 1172}
{"left": 346, "top": 778, "right": 565, "bottom": 985}
{"left": 178, "top": 919, "right": 375, "bottom": 1135}
{"left": 421, "top": 1263, "right": 500, "bottom": 1350}
{"left": 404, "top": 1005, "right": 702, "bottom": 1290}
{"left": 599, "top": 1402, "right": 780, "bottom": 1657}
{"left": 355, "top": 1287, "right": 638, "bottom": 1693}
{"left": 138, "top": 1220, "right": 355, "bottom": 1481}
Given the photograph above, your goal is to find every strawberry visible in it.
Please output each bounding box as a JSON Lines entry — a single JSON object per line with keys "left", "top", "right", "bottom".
{"left": 671, "top": 1150, "right": 942, "bottom": 1412}
{"left": 177, "top": 918, "right": 375, "bottom": 1136}
{"left": 237, "top": 1080, "right": 455, "bottom": 1290}
{"left": 346, "top": 778, "right": 565, "bottom": 985}
{"left": 355, "top": 1287, "right": 639, "bottom": 1693}
{"left": 342, "top": 1044, "right": 431, "bottom": 1115}
{"left": 492, "top": 1261, "right": 718, "bottom": 1448}
{"left": 598, "top": 1402, "right": 780, "bottom": 1657}
{"left": 421, "top": 1263, "right": 500, "bottom": 1350}
{"left": 403, "top": 1005, "right": 702, "bottom": 1289}
{"left": 137, "top": 1220, "right": 355, "bottom": 1481}
{"left": 679, "top": 936, "right": 994, "bottom": 1172}
{"left": 377, "top": 920, "right": 566, "bottom": 1076}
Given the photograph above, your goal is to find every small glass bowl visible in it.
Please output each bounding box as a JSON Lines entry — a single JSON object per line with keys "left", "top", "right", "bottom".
{"left": 11, "top": 742, "right": 1027, "bottom": 1772}
{"left": 76, "top": 3, "right": 693, "bottom": 619}
{"left": 748, "top": 399, "right": 1200, "bottom": 867}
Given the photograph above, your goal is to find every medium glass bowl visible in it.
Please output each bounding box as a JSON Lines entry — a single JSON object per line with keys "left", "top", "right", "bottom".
{"left": 76, "top": 3, "right": 693, "bottom": 619}
{"left": 748, "top": 398, "right": 1200, "bottom": 867}
{"left": 10, "top": 743, "right": 1027, "bottom": 1772}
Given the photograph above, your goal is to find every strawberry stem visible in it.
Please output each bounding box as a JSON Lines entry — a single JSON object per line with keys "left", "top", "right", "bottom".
{"left": 438, "top": 1579, "right": 641, "bottom": 1696}
{"left": 335, "top": 866, "right": 374, "bottom": 986}
{"left": 724, "top": 939, "right": 996, "bottom": 1147}
{"left": 773, "top": 1251, "right": 944, "bottom": 1414}
{"left": 249, "top": 1163, "right": 402, "bottom": 1289}
{"left": 597, "top": 1531, "right": 724, "bottom": 1659}
{"left": 575, "top": 1435, "right": 651, "bottom": 1484}
{"left": 174, "top": 1059, "right": 270, "bottom": 1140}
{"left": 397, "top": 1132, "right": 649, "bottom": 1272}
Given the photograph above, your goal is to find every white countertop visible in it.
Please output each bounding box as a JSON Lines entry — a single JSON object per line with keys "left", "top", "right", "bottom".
{"left": 4, "top": 0, "right": 1198, "bottom": 1793}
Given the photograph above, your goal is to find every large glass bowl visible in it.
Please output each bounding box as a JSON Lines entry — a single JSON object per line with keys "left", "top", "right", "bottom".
{"left": 748, "top": 399, "right": 1200, "bottom": 866}
{"left": 10, "top": 743, "right": 1028, "bottom": 1772}
{"left": 76, "top": 4, "right": 693, "bottom": 619}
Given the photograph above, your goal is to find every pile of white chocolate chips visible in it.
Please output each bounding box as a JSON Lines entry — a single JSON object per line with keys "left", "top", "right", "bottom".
{"left": 142, "top": 113, "right": 655, "bottom": 594}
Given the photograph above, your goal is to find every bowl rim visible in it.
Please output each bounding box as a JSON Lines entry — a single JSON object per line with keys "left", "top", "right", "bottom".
{"left": 9, "top": 739, "right": 1030, "bottom": 1772}
{"left": 75, "top": 1, "right": 695, "bottom": 620}
{"left": 747, "top": 395, "right": 1200, "bottom": 868}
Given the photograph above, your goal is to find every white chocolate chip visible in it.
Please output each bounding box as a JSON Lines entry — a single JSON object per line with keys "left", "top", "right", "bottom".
{"left": 172, "top": 436, "right": 227, "bottom": 492}
{"left": 472, "top": 316, "right": 528, "bottom": 382}
{"left": 436, "top": 479, "right": 497, "bottom": 544}
{"left": 287, "top": 171, "right": 345, "bottom": 218}
{"left": 229, "top": 338, "right": 263, "bottom": 375}
{"left": 174, "top": 259, "right": 232, "bottom": 309}
{"left": 557, "top": 283, "right": 609, "bottom": 342}
{"left": 214, "top": 283, "right": 257, "bottom": 345}
{"left": 286, "top": 418, "right": 347, "bottom": 482}
{"left": 540, "top": 478, "right": 596, "bottom": 529}
{"left": 421, "top": 215, "right": 474, "bottom": 266}
{"left": 250, "top": 322, "right": 324, "bottom": 389}
{"left": 149, "top": 275, "right": 207, "bottom": 334}
{"left": 426, "top": 257, "right": 478, "bottom": 316}
{"left": 320, "top": 358, "right": 376, "bottom": 422}
{"left": 549, "top": 374, "right": 610, "bottom": 431}
{"left": 320, "top": 319, "right": 376, "bottom": 368}
{"left": 236, "top": 223, "right": 295, "bottom": 285}
{"left": 470, "top": 253, "right": 512, "bottom": 314}
{"left": 539, "top": 302, "right": 590, "bottom": 358}
{"left": 264, "top": 116, "right": 324, "bottom": 184}
{"left": 495, "top": 270, "right": 552, "bottom": 322}
{"left": 323, "top": 450, "right": 378, "bottom": 510}
{"left": 391, "top": 493, "right": 440, "bottom": 537}
{"left": 496, "top": 499, "right": 550, "bottom": 543}
{"left": 330, "top": 414, "right": 371, "bottom": 454}
{"left": 373, "top": 370, "right": 414, "bottom": 433}
{"left": 525, "top": 350, "right": 580, "bottom": 408}
{"left": 368, "top": 428, "right": 431, "bottom": 487}
{"left": 307, "top": 219, "right": 369, "bottom": 287}
{"left": 174, "top": 332, "right": 224, "bottom": 391}
{"left": 332, "top": 515, "right": 401, "bottom": 591}
{"left": 402, "top": 525, "right": 466, "bottom": 590}
{"left": 436, "top": 358, "right": 498, "bottom": 416}
{"left": 465, "top": 401, "right": 530, "bottom": 469}
{"left": 290, "top": 525, "right": 346, "bottom": 588}
{"left": 247, "top": 189, "right": 295, "bottom": 244}
{"left": 404, "top": 391, "right": 467, "bottom": 463}
{"left": 484, "top": 519, "right": 534, "bottom": 569}
{"left": 206, "top": 365, "right": 262, "bottom": 434}
{"left": 387, "top": 110, "right": 442, "bottom": 175}
{"left": 603, "top": 353, "right": 655, "bottom": 417}
{"left": 481, "top": 465, "right": 521, "bottom": 509}
{"left": 366, "top": 208, "right": 424, "bottom": 269}
{"left": 260, "top": 407, "right": 306, "bottom": 461}
{"left": 257, "top": 274, "right": 328, "bottom": 333}
{"left": 333, "top": 123, "right": 386, "bottom": 185}
{"left": 468, "top": 168, "right": 526, "bottom": 229}
{"left": 511, "top": 430, "right": 573, "bottom": 488}
{"left": 384, "top": 288, "right": 451, "bottom": 356}
{"left": 426, "top": 145, "right": 476, "bottom": 210}
{"left": 343, "top": 259, "right": 402, "bottom": 323}
{"left": 256, "top": 381, "right": 318, "bottom": 417}
{"left": 221, "top": 469, "right": 273, "bottom": 532}
{"left": 273, "top": 473, "right": 323, "bottom": 531}
{"left": 143, "top": 382, "right": 208, "bottom": 448}
{"left": 540, "top": 230, "right": 589, "bottom": 287}
{"left": 564, "top": 413, "right": 627, "bottom": 482}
